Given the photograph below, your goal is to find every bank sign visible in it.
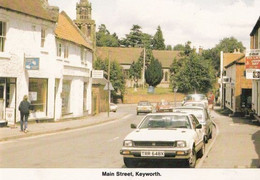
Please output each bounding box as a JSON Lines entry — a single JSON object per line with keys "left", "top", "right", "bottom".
{"left": 25, "top": 58, "right": 39, "bottom": 70}
{"left": 246, "top": 49, "right": 260, "bottom": 79}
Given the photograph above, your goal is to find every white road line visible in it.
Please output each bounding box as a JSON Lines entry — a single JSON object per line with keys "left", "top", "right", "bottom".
{"left": 108, "top": 137, "right": 119, "bottom": 142}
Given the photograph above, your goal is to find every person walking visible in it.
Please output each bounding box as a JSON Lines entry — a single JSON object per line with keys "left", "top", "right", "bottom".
{"left": 19, "top": 95, "right": 31, "bottom": 133}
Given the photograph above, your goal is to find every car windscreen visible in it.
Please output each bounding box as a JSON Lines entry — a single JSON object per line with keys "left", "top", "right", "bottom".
{"left": 183, "top": 103, "right": 205, "bottom": 108}
{"left": 186, "top": 94, "right": 206, "bottom": 101}
{"left": 139, "top": 115, "right": 191, "bottom": 129}
{"left": 138, "top": 102, "right": 150, "bottom": 106}
{"left": 174, "top": 109, "right": 205, "bottom": 122}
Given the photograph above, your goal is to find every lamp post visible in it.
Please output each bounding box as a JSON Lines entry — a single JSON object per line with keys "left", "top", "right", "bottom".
{"left": 174, "top": 86, "right": 178, "bottom": 107}
{"left": 107, "top": 51, "right": 111, "bottom": 117}
{"left": 142, "top": 47, "right": 146, "bottom": 89}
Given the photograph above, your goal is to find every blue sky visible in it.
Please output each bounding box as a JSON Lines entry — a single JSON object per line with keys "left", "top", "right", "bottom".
{"left": 49, "top": 0, "right": 260, "bottom": 50}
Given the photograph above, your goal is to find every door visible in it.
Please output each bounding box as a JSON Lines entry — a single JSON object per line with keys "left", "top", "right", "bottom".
{"left": 0, "top": 84, "right": 6, "bottom": 120}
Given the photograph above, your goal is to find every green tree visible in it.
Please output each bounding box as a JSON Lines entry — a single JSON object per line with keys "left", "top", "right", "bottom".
{"left": 129, "top": 61, "right": 142, "bottom": 88}
{"left": 166, "top": 45, "right": 172, "bottom": 50}
{"left": 93, "top": 58, "right": 125, "bottom": 96}
{"left": 96, "top": 24, "right": 119, "bottom": 47}
{"left": 145, "top": 58, "right": 163, "bottom": 87}
{"left": 152, "top": 26, "right": 165, "bottom": 50}
{"left": 173, "top": 44, "right": 185, "bottom": 51}
{"left": 138, "top": 48, "right": 154, "bottom": 67}
{"left": 121, "top": 25, "right": 143, "bottom": 47}
{"left": 202, "top": 36, "right": 245, "bottom": 73}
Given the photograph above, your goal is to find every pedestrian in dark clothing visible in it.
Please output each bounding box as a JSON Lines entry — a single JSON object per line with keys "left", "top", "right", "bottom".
{"left": 19, "top": 95, "right": 31, "bottom": 132}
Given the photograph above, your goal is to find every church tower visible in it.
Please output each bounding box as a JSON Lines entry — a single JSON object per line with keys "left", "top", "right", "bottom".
{"left": 74, "top": 0, "right": 96, "bottom": 48}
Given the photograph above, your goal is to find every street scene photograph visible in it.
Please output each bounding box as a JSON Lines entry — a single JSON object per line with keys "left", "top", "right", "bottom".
{"left": 0, "top": 0, "right": 260, "bottom": 179}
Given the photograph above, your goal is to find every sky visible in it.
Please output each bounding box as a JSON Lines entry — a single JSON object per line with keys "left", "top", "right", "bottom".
{"left": 48, "top": 0, "right": 260, "bottom": 50}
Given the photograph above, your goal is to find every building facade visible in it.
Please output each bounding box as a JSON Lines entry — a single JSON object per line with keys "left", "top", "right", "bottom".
{"left": 248, "top": 16, "right": 260, "bottom": 121}
{"left": 0, "top": 0, "right": 93, "bottom": 125}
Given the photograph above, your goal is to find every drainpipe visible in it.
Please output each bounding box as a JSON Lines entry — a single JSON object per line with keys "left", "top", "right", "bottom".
{"left": 220, "top": 51, "right": 224, "bottom": 108}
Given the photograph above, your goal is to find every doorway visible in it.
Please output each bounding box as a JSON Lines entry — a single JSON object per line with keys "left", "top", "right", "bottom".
{"left": 0, "top": 83, "right": 6, "bottom": 120}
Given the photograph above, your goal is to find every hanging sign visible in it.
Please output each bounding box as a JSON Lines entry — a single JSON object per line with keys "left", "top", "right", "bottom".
{"left": 25, "top": 58, "right": 40, "bottom": 70}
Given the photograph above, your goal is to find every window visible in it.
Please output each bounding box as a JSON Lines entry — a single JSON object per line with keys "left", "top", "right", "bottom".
{"left": 64, "top": 44, "right": 69, "bottom": 59}
{"left": 81, "top": 48, "right": 87, "bottom": 64}
{"left": 29, "top": 78, "right": 48, "bottom": 114}
{"left": 57, "top": 42, "right": 62, "bottom": 57}
{"left": 41, "top": 28, "right": 45, "bottom": 47}
{"left": 0, "top": 21, "right": 6, "bottom": 52}
{"left": 164, "top": 71, "right": 168, "bottom": 81}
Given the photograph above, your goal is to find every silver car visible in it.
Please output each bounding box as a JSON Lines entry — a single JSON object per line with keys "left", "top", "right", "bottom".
{"left": 173, "top": 106, "right": 213, "bottom": 143}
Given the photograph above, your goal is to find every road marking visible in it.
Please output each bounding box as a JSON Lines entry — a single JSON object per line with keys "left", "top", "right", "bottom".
{"left": 108, "top": 137, "right": 119, "bottom": 142}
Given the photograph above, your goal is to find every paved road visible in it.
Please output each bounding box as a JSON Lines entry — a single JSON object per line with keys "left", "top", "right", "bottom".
{"left": 0, "top": 104, "right": 217, "bottom": 168}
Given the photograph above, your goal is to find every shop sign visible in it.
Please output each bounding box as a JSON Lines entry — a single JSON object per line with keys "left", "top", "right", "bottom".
{"left": 25, "top": 58, "right": 39, "bottom": 70}
{"left": 92, "top": 70, "right": 104, "bottom": 79}
{"left": 29, "top": 92, "right": 37, "bottom": 101}
{"left": 246, "top": 69, "right": 260, "bottom": 79}
{"left": 245, "top": 56, "right": 260, "bottom": 69}
{"left": 5, "top": 108, "right": 15, "bottom": 125}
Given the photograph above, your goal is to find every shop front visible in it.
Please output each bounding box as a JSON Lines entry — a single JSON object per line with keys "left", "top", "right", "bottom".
{"left": 0, "top": 77, "right": 16, "bottom": 125}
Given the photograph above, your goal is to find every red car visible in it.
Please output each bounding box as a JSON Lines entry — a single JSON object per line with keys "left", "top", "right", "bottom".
{"left": 156, "top": 101, "right": 173, "bottom": 112}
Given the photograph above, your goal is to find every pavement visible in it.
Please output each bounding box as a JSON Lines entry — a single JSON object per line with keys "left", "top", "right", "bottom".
{"left": 0, "top": 111, "right": 128, "bottom": 142}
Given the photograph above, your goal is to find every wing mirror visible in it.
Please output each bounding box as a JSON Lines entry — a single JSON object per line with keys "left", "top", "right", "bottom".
{"left": 196, "top": 124, "right": 202, "bottom": 129}
{"left": 131, "top": 124, "right": 137, "bottom": 129}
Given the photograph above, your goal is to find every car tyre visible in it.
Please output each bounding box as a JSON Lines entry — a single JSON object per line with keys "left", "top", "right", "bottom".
{"left": 124, "top": 158, "right": 138, "bottom": 168}
{"left": 187, "top": 148, "right": 197, "bottom": 168}
{"left": 198, "top": 141, "right": 205, "bottom": 158}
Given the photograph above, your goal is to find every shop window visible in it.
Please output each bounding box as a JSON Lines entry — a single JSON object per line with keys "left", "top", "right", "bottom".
{"left": 0, "top": 21, "right": 6, "bottom": 52}
{"left": 29, "top": 78, "right": 48, "bottom": 114}
{"left": 62, "top": 80, "right": 71, "bottom": 115}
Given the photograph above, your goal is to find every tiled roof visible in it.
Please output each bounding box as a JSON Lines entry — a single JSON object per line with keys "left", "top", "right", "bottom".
{"left": 0, "top": 0, "right": 56, "bottom": 22}
{"left": 96, "top": 47, "right": 181, "bottom": 68}
{"left": 223, "top": 53, "right": 244, "bottom": 68}
{"left": 55, "top": 11, "right": 92, "bottom": 50}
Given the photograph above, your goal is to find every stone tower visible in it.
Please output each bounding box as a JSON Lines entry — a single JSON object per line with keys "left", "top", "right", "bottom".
{"left": 74, "top": 0, "right": 96, "bottom": 48}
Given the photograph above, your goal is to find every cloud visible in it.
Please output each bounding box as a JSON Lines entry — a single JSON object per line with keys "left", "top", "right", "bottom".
{"left": 49, "top": 0, "right": 260, "bottom": 49}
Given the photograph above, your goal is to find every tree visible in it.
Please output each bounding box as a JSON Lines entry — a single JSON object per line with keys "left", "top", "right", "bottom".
{"left": 202, "top": 36, "right": 245, "bottom": 73}
{"left": 138, "top": 48, "right": 154, "bottom": 67}
{"left": 96, "top": 24, "right": 119, "bottom": 47}
{"left": 152, "top": 26, "right": 165, "bottom": 50}
{"left": 166, "top": 45, "right": 172, "bottom": 50}
{"left": 129, "top": 61, "right": 142, "bottom": 89}
{"left": 173, "top": 44, "right": 185, "bottom": 51}
{"left": 93, "top": 58, "right": 125, "bottom": 96}
{"left": 145, "top": 58, "right": 163, "bottom": 87}
{"left": 121, "top": 25, "right": 143, "bottom": 47}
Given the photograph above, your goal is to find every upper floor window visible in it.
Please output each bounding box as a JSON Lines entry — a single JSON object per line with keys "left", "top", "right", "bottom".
{"left": 0, "top": 21, "right": 6, "bottom": 52}
{"left": 64, "top": 44, "right": 69, "bottom": 59}
{"left": 57, "top": 42, "right": 62, "bottom": 57}
{"left": 81, "top": 48, "right": 87, "bottom": 64}
{"left": 41, "top": 28, "right": 46, "bottom": 47}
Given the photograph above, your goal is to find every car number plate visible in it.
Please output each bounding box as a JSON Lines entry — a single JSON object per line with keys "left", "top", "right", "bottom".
{"left": 141, "top": 151, "right": 165, "bottom": 157}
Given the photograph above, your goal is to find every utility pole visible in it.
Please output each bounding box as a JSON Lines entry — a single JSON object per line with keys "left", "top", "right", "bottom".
{"left": 107, "top": 51, "right": 111, "bottom": 117}
{"left": 142, "top": 47, "right": 146, "bottom": 89}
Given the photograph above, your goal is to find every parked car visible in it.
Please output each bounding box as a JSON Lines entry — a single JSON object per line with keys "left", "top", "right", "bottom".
{"left": 156, "top": 101, "right": 174, "bottom": 112}
{"left": 183, "top": 101, "right": 209, "bottom": 112}
{"left": 173, "top": 106, "right": 213, "bottom": 142}
{"left": 137, "top": 101, "right": 153, "bottom": 115}
{"left": 110, "top": 103, "right": 118, "bottom": 112}
{"left": 120, "top": 112, "right": 205, "bottom": 168}
{"left": 182, "top": 94, "right": 208, "bottom": 107}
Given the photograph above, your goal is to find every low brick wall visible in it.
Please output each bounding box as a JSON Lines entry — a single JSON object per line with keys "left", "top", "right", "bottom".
{"left": 123, "top": 93, "right": 185, "bottom": 104}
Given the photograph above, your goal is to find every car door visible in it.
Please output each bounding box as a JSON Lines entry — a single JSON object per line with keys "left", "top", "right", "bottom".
{"left": 190, "top": 114, "right": 203, "bottom": 151}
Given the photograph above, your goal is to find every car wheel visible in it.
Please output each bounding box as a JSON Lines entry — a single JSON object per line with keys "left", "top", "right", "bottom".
{"left": 198, "top": 141, "right": 206, "bottom": 158}
{"left": 187, "top": 148, "right": 197, "bottom": 168}
{"left": 124, "top": 158, "right": 138, "bottom": 168}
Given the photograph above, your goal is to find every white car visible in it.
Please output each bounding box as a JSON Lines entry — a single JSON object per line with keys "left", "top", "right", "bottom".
{"left": 173, "top": 106, "right": 213, "bottom": 143}
{"left": 120, "top": 112, "right": 205, "bottom": 168}
{"left": 110, "top": 103, "right": 118, "bottom": 112}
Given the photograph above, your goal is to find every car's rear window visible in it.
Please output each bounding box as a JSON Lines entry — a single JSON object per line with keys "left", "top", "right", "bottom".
{"left": 138, "top": 102, "right": 151, "bottom": 106}
{"left": 174, "top": 109, "right": 205, "bottom": 122}
{"left": 139, "top": 115, "right": 191, "bottom": 129}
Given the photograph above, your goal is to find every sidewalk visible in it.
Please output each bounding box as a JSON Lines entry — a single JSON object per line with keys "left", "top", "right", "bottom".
{"left": 0, "top": 111, "right": 128, "bottom": 142}
{"left": 200, "top": 107, "right": 260, "bottom": 168}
